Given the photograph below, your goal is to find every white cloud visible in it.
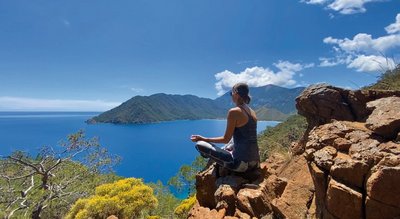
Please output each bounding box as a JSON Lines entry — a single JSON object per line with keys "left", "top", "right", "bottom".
{"left": 320, "top": 13, "right": 400, "bottom": 72}
{"left": 300, "top": 0, "right": 388, "bottom": 14}
{"left": 0, "top": 97, "right": 120, "bottom": 112}
{"left": 214, "top": 61, "right": 314, "bottom": 95}
{"left": 300, "top": 0, "right": 329, "bottom": 4}
{"left": 348, "top": 55, "right": 396, "bottom": 72}
{"left": 324, "top": 34, "right": 400, "bottom": 54}
{"left": 385, "top": 13, "right": 400, "bottom": 34}
{"left": 319, "top": 57, "right": 347, "bottom": 67}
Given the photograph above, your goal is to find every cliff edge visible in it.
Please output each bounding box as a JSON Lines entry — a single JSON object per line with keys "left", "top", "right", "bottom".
{"left": 189, "top": 84, "right": 400, "bottom": 219}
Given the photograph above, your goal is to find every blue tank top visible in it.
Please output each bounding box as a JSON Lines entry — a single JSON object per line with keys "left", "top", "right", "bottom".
{"left": 232, "top": 106, "right": 260, "bottom": 162}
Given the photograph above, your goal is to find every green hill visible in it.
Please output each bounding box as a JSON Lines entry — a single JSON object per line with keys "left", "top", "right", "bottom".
{"left": 88, "top": 94, "right": 226, "bottom": 124}
{"left": 88, "top": 85, "right": 305, "bottom": 124}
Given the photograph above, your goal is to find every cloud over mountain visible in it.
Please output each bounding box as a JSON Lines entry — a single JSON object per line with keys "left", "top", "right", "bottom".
{"left": 214, "top": 61, "right": 313, "bottom": 95}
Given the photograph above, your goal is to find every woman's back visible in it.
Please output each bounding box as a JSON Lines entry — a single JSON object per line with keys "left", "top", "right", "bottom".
{"left": 232, "top": 106, "right": 259, "bottom": 162}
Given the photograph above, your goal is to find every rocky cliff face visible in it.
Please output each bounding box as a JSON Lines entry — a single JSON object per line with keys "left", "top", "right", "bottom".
{"left": 189, "top": 84, "right": 400, "bottom": 219}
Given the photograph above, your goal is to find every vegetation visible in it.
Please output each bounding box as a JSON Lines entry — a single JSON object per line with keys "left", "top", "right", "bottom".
{"left": 0, "top": 131, "right": 121, "bottom": 219}
{"left": 88, "top": 85, "right": 305, "bottom": 124}
{"left": 364, "top": 64, "right": 400, "bottom": 90}
{"left": 174, "top": 195, "right": 197, "bottom": 219}
{"left": 148, "top": 181, "right": 180, "bottom": 218}
{"left": 66, "top": 178, "right": 158, "bottom": 219}
{"left": 168, "top": 156, "right": 207, "bottom": 197}
{"left": 258, "top": 114, "right": 308, "bottom": 161}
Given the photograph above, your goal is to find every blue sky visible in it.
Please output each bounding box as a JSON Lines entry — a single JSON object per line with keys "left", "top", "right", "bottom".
{"left": 0, "top": 0, "right": 399, "bottom": 111}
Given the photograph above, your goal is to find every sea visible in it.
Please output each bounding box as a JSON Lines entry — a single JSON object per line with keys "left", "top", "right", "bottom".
{"left": 0, "top": 112, "right": 279, "bottom": 184}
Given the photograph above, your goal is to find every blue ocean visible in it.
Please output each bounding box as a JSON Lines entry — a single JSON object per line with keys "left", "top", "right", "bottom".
{"left": 0, "top": 112, "right": 278, "bottom": 183}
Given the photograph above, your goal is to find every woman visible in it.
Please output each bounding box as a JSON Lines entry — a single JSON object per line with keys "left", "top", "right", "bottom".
{"left": 191, "top": 82, "right": 260, "bottom": 172}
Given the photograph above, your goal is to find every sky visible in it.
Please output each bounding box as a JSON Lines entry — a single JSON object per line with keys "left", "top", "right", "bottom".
{"left": 0, "top": 0, "right": 399, "bottom": 111}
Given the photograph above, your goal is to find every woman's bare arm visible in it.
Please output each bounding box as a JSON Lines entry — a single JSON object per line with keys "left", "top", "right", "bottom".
{"left": 191, "top": 109, "right": 237, "bottom": 143}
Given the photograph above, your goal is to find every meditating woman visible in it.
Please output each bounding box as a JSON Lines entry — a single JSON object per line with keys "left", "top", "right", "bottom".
{"left": 191, "top": 82, "right": 260, "bottom": 172}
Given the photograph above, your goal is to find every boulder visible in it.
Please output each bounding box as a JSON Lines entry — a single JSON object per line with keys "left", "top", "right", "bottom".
{"left": 188, "top": 202, "right": 226, "bottom": 219}
{"left": 366, "top": 166, "right": 400, "bottom": 208}
{"left": 270, "top": 181, "right": 314, "bottom": 219}
{"left": 365, "top": 197, "right": 400, "bottom": 219}
{"left": 236, "top": 187, "right": 271, "bottom": 218}
{"left": 308, "top": 162, "right": 327, "bottom": 218}
{"left": 330, "top": 155, "right": 370, "bottom": 188}
{"left": 196, "top": 164, "right": 218, "bottom": 208}
{"left": 325, "top": 179, "right": 363, "bottom": 219}
{"left": 313, "top": 146, "right": 337, "bottom": 171}
{"left": 366, "top": 97, "right": 400, "bottom": 139}
{"left": 296, "top": 84, "right": 355, "bottom": 126}
{"left": 215, "top": 185, "right": 236, "bottom": 216}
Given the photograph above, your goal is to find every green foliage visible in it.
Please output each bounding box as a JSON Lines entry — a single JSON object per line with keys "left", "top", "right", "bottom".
{"left": 168, "top": 156, "right": 207, "bottom": 197}
{"left": 258, "top": 114, "right": 308, "bottom": 160}
{"left": 147, "top": 180, "right": 180, "bottom": 218}
{"left": 364, "top": 64, "right": 400, "bottom": 90}
{"left": 67, "top": 178, "right": 158, "bottom": 219}
{"left": 0, "top": 131, "right": 121, "bottom": 218}
{"left": 174, "top": 195, "right": 197, "bottom": 219}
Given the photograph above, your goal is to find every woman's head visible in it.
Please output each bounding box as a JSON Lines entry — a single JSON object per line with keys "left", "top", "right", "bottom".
{"left": 231, "top": 83, "right": 251, "bottom": 104}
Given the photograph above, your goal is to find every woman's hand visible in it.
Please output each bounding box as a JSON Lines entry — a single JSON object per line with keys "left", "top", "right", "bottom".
{"left": 191, "top": 135, "right": 206, "bottom": 142}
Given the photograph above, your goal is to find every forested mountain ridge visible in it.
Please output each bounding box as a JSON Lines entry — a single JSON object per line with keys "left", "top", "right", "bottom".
{"left": 88, "top": 85, "right": 305, "bottom": 124}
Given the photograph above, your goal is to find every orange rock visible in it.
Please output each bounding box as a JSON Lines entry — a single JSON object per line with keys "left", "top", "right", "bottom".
{"left": 325, "top": 179, "right": 363, "bottom": 219}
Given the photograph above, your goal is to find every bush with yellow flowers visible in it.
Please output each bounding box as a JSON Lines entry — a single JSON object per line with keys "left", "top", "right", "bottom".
{"left": 67, "top": 178, "right": 158, "bottom": 219}
{"left": 174, "top": 195, "right": 196, "bottom": 218}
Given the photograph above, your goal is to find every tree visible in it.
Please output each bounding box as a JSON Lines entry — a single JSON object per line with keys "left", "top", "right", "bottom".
{"left": 0, "top": 130, "right": 120, "bottom": 219}
{"left": 168, "top": 156, "right": 207, "bottom": 197}
{"left": 66, "top": 178, "right": 158, "bottom": 219}
{"left": 148, "top": 180, "right": 180, "bottom": 218}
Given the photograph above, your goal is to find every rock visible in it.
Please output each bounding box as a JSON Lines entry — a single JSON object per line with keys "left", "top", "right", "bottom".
{"left": 296, "top": 84, "right": 355, "bottom": 126}
{"left": 325, "top": 179, "right": 363, "bottom": 219}
{"left": 260, "top": 153, "right": 287, "bottom": 176}
{"left": 366, "top": 97, "right": 400, "bottom": 139}
{"left": 349, "top": 139, "right": 382, "bottom": 166}
{"left": 215, "top": 185, "right": 236, "bottom": 216}
{"left": 270, "top": 181, "right": 314, "bottom": 219}
{"left": 106, "top": 216, "right": 118, "bottom": 219}
{"left": 236, "top": 187, "right": 271, "bottom": 218}
{"left": 330, "top": 155, "right": 370, "bottom": 188}
{"left": 296, "top": 84, "right": 400, "bottom": 127}
{"left": 313, "top": 146, "right": 337, "bottom": 171}
{"left": 188, "top": 202, "right": 226, "bottom": 219}
{"left": 366, "top": 166, "right": 400, "bottom": 208}
{"left": 215, "top": 175, "right": 248, "bottom": 192}
{"left": 196, "top": 164, "right": 218, "bottom": 208}
{"left": 262, "top": 175, "right": 287, "bottom": 200}
{"left": 308, "top": 162, "right": 327, "bottom": 218}
{"left": 365, "top": 197, "right": 400, "bottom": 219}
{"left": 234, "top": 209, "right": 252, "bottom": 219}
{"left": 378, "top": 141, "right": 400, "bottom": 155}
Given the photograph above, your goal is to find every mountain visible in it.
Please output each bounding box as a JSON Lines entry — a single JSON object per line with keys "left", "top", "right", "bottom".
{"left": 87, "top": 93, "right": 226, "bottom": 124}
{"left": 214, "top": 84, "right": 305, "bottom": 114}
{"left": 88, "top": 85, "right": 305, "bottom": 124}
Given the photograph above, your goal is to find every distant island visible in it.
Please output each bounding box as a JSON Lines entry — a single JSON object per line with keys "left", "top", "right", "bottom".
{"left": 87, "top": 84, "right": 305, "bottom": 124}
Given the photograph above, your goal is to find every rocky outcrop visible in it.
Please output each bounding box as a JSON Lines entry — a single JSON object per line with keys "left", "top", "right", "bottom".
{"left": 190, "top": 84, "right": 400, "bottom": 219}
{"left": 299, "top": 84, "right": 400, "bottom": 219}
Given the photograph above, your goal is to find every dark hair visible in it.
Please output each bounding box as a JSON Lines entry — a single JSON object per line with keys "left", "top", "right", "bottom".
{"left": 232, "top": 83, "right": 251, "bottom": 104}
